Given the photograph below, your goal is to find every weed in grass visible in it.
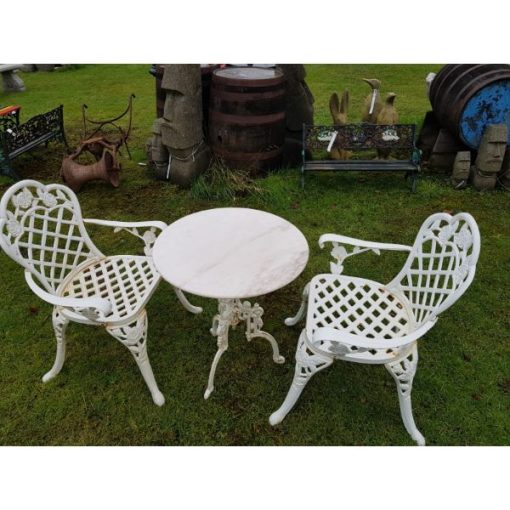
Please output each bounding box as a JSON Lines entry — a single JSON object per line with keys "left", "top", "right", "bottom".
{"left": 190, "top": 158, "right": 266, "bottom": 201}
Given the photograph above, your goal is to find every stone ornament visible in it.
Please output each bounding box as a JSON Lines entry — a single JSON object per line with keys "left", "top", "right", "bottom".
{"left": 0, "top": 64, "right": 26, "bottom": 92}
{"left": 328, "top": 90, "right": 351, "bottom": 160}
{"left": 161, "top": 64, "right": 202, "bottom": 95}
{"left": 150, "top": 64, "right": 210, "bottom": 186}
{"left": 376, "top": 92, "right": 399, "bottom": 159}
{"left": 0, "top": 179, "right": 201, "bottom": 406}
{"left": 451, "top": 151, "right": 471, "bottom": 189}
{"left": 474, "top": 124, "right": 507, "bottom": 173}
{"left": 279, "top": 64, "right": 314, "bottom": 131}
{"left": 361, "top": 78, "right": 382, "bottom": 123}
{"left": 270, "top": 212, "right": 481, "bottom": 446}
{"left": 278, "top": 64, "right": 315, "bottom": 167}
{"left": 161, "top": 64, "right": 203, "bottom": 149}
{"left": 472, "top": 123, "right": 508, "bottom": 191}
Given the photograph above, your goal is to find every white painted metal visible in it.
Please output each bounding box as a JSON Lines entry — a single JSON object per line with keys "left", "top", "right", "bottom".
{"left": 205, "top": 298, "right": 285, "bottom": 399}
{"left": 0, "top": 180, "right": 201, "bottom": 406}
{"left": 270, "top": 212, "right": 481, "bottom": 445}
{"left": 152, "top": 208, "right": 309, "bottom": 398}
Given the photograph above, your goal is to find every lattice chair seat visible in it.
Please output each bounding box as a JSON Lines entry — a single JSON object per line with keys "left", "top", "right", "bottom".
{"left": 59, "top": 255, "right": 160, "bottom": 324}
{"left": 270, "top": 212, "right": 481, "bottom": 446}
{"left": 307, "top": 274, "right": 414, "bottom": 363}
{"left": 0, "top": 180, "right": 202, "bottom": 407}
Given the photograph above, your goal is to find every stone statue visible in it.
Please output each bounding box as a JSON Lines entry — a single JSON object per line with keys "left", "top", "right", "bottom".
{"left": 361, "top": 78, "right": 382, "bottom": 123}
{"left": 278, "top": 64, "right": 315, "bottom": 166}
{"left": 376, "top": 93, "right": 399, "bottom": 159}
{"left": 451, "top": 151, "right": 471, "bottom": 189}
{"left": 329, "top": 90, "right": 351, "bottom": 160}
{"left": 160, "top": 64, "right": 204, "bottom": 149}
{"left": 150, "top": 64, "right": 210, "bottom": 187}
{"left": 0, "top": 64, "right": 25, "bottom": 92}
{"left": 472, "top": 124, "right": 508, "bottom": 191}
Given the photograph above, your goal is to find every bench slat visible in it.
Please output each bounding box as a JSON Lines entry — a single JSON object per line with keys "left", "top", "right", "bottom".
{"left": 304, "top": 161, "right": 418, "bottom": 171}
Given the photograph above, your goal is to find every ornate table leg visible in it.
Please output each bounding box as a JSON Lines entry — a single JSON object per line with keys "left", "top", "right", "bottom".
{"left": 204, "top": 298, "right": 285, "bottom": 399}
{"left": 205, "top": 300, "right": 233, "bottom": 399}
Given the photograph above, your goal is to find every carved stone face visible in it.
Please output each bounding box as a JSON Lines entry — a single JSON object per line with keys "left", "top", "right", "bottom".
{"left": 475, "top": 124, "right": 508, "bottom": 174}
{"left": 452, "top": 151, "right": 471, "bottom": 180}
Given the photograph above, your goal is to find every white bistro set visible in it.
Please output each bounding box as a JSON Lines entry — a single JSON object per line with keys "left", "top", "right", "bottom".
{"left": 0, "top": 180, "right": 481, "bottom": 445}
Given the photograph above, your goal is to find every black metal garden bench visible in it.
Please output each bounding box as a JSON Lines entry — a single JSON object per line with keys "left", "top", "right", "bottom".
{"left": 0, "top": 105, "right": 68, "bottom": 179}
{"left": 301, "top": 123, "right": 421, "bottom": 191}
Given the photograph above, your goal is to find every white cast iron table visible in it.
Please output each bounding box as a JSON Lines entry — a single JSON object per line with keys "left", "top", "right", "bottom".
{"left": 152, "top": 207, "right": 309, "bottom": 399}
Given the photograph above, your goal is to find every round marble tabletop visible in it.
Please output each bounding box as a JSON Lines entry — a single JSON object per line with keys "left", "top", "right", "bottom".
{"left": 152, "top": 208, "right": 309, "bottom": 300}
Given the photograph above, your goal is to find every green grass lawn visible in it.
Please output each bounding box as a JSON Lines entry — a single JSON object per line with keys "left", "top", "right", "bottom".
{"left": 0, "top": 64, "right": 508, "bottom": 446}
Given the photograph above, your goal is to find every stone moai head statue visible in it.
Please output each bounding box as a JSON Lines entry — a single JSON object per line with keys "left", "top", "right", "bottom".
{"left": 451, "top": 151, "right": 471, "bottom": 189}
{"left": 475, "top": 124, "right": 508, "bottom": 175}
{"left": 472, "top": 124, "right": 508, "bottom": 191}
{"left": 160, "top": 64, "right": 203, "bottom": 149}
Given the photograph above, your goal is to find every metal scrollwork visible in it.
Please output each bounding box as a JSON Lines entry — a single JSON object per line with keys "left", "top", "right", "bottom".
{"left": 329, "top": 243, "right": 380, "bottom": 275}
{"left": 113, "top": 225, "right": 161, "bottom": 256}
{"left": 205, "top": 298, "right": 284, "bottom": 399}
{"left": 2, "top": 106, "right": 65, "bottom": 154}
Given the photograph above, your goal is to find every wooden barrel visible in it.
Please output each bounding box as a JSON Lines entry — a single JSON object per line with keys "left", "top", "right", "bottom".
{"left": 429, "top": 64, "right": 510, "bottom": 149}
{"left": 209, "top": 66, "right": 286, "bottom": 174}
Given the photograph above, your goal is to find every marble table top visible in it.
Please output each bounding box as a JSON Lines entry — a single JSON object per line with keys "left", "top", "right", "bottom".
{"left": 152, "top": 208, "right": 309, "bottom": 300}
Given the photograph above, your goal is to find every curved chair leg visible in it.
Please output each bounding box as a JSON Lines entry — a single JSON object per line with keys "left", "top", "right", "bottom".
{"left": 385, "top": 344, "right": 425, "bottom": 446}
{"left": 284, "top": 283, "right": 310, "bottom": 326}
{"left": 42, "top": 308, "right": 69, "bottom": 383}
{"left": 107, "top": 311, "right": 165, "bottom": 406}
{"left": 269, "top": 331, "right": 333, "bottom": 426}
{"left": 173, "top": 287, "right": 203, "bottom": 314}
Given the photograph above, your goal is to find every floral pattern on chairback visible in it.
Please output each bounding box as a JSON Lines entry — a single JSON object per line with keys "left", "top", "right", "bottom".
{"left": 389, "top": 213, "right": 481, "bottom": 326}
{"left": 0, "top": 180, "right": 102, "bottom": 293}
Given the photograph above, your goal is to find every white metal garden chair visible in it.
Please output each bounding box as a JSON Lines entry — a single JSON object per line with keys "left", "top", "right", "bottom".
{"left": 0, "top": 180, "right": 202, "bottom": 406}
{"left": 270, "top": 212, "right": 480, "bottom": 445}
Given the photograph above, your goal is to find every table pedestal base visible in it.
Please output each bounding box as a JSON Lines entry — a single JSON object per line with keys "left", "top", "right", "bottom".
{"left": 204, "top": 298, "right": 285, "bottom": 399}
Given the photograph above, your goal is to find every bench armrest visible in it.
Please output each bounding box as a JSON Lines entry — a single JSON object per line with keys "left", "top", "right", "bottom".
{"left": 84, "top": 219, "right": 167, "bottom": 256}
{"left": 319, "top": 233, "right": 412, "bottom": 274}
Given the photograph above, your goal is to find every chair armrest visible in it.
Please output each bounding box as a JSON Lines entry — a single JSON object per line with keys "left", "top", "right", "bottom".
{"left": 318, "top": 233, "right": 412, "bottom": 274}
{"left": 84, "top": 219, "right": 167, "bottom": 256}
{"left": 312, "top": 319, "right": 437, "bottom": 351}
{"left": 319, "top": 233, "right": 412, "bottom": 252}
{"left": 25, "top": 271, "right": 112, "bottom": 319}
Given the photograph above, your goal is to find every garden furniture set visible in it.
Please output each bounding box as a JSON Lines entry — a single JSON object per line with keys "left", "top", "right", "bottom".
{"left": 0, "top": 179, "right": 480, "bottom": 445}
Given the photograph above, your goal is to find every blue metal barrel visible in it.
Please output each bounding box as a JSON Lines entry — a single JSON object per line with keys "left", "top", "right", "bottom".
{"left": 429, "top": 64, "right": 510, "bottom": 149}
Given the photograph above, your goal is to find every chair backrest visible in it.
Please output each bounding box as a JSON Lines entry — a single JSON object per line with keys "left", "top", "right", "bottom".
{"left": 389, "top": 212, "right": 480, "bottom": 327}
{"left": 0, "top": 180, "right": 102, "bottom": 293}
